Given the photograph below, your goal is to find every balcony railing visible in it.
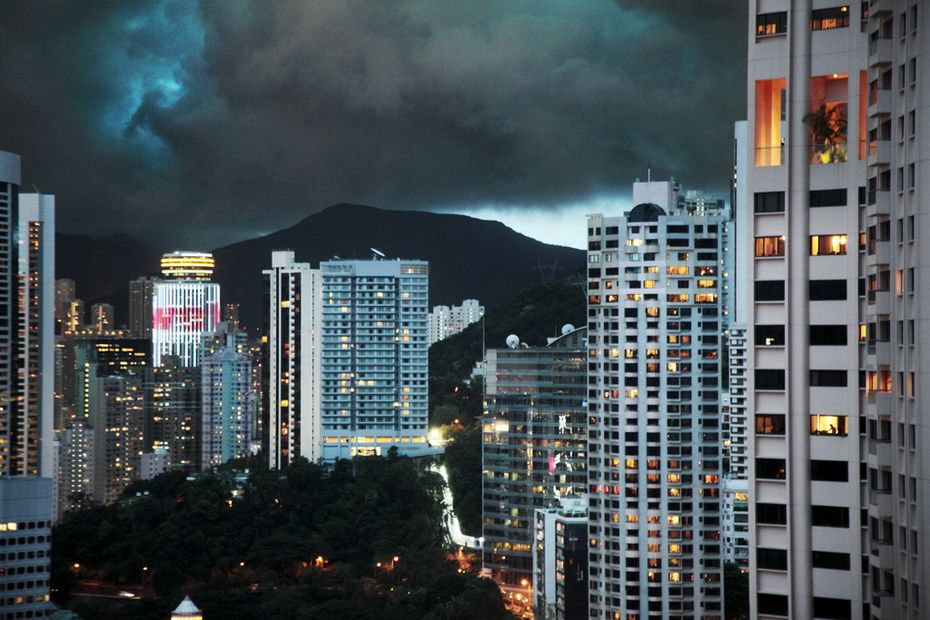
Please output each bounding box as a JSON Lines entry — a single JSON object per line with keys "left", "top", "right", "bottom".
{"left": 755, "top": 145, "right": 784, "bottom": 167}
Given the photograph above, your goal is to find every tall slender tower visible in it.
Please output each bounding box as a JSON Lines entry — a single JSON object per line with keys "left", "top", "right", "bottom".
{"left": 0, "top": 150, "right": 54, "bottom": 619}
{"left": 747, "top": 3, "right": 930, "bottom": 619}
{"left": 586, "top": 178, "right": 729, "bottom": 619}
{"left": 262, "top": 251, "right": 321, "bottom": 467}
{"left": 129, "top": 276, "right": 159, "bottom": 339}
{"left": 0, "top": 150, "right": 21, "bottom": 476}
{"left": 747, "top": 3, "right": 868, "bottom": 619}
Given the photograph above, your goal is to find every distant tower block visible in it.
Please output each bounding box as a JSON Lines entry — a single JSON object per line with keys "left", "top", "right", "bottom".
{"left": 170, "top": 595, "right": 203, "bottom": 620}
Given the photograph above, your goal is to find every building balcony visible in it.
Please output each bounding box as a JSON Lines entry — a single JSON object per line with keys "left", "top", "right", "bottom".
{"left": 868, "top": 486, "right": 895, "bottom": 517}
{"left": 868, "top": 139, "right": 892, "bottom": 168}
{"left": 870, "top": 540, "right": 895, "bottom": 568}
{"left": 866, "top": 240, "right": 891, "bottom": 268}
{"left": 868, "top": 88, "right": 892, "bottom": 118}
{"left": 867, "top": 190, "right": 891, "bottom": 217}
{"left": 866, "top": 340, "right": 892, "bottom": 366}
{"left": 868, "top": 37, "right": 893, "bottom": 67}
{"left": 867, "top": 289, "right": 891, "bottom": 315}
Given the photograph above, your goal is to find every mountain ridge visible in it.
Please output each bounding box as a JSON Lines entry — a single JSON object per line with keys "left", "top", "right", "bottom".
{"left": 57, "top": 204, "right": 586, "bottom": 330}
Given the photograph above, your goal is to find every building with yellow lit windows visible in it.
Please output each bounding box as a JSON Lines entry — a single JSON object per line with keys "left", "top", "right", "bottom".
{"left": 320, "top": 257, "right": 430, "bottom": 460}
{"left": 586, "top": 177, "right": 729, "bottom": 619}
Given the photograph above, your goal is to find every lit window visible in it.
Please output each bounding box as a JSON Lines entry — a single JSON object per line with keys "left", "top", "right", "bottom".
{"left": 810, "top": 414, "right": 848, "bottom": 436}
{"left": 754, "top": 236, "right": 786, "bottom": 257}
{"left": 810, "top": 234, "right": 848, "bottom": 255}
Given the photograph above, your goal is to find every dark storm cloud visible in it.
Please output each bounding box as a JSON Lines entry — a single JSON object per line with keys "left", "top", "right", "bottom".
{"left": 0, "top": 0, "right": 746, "bottom": 247}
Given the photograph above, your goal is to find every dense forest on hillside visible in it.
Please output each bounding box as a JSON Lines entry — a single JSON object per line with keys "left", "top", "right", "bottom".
{"left": 52, "top": 457, "right": 511, "bottom": 620}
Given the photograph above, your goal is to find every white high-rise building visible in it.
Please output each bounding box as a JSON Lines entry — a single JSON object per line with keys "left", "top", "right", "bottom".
{"left": 586, "top": 178, "right": 729, "bottom": 619}
{"left": 17, "top": 192, "right": 56, "bottom": 479}
{"left": 152, "top": 252, "right": 220, "bottom": 367}
{"left": 742, "top": 3, "right": 905, "bottom": 619}
{"left": 320, "top": 258, "right": 430, "bottom": 460}
{"left": 0, "top": 151, "right": 53, "bottom": 617}
{"left": 262, "top": 251, "right": 322, "bottom": 467}
{"left": 428, "top": 298, "right": 484, "bottom": 345}
{"left": 201, "top": 323, "right": 254, "bottom": 468}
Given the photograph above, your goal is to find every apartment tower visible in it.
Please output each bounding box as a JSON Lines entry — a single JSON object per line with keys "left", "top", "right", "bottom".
{"left": 742, "top": 2, "right": 929, "bottom": 618}
{"left": 319, "top": 258, "right": 429, "bottom": 460}
{"left": 586, "top": 178, "right": 728, "bottom": 619}
{"left": 262, "top": 251, "right": 322, "bottom": 467}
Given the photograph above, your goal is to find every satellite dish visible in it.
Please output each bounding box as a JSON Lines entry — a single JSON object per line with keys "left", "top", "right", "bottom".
{"left": 561, "top": 323, "right": 575, "bottom": 335}
{"left": 371, "top": 247, "right": 386, "bottom": 259}
{"left": 506, "top": 334, "right": 519, "bottom": 349}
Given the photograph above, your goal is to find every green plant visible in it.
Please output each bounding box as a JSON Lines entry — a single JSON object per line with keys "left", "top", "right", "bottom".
{"left": 804, "top": 103, "right": 848, "bottom": 163}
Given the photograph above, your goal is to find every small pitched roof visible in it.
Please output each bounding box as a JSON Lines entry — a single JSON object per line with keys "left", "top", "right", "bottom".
{"left": 173, "top": 595, "right": 202, "bottom": 613}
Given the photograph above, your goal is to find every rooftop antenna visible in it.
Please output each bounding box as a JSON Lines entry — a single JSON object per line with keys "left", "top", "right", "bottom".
{"left": 370, "top": 247, "right": 386, "bottom": 260}
{"left": 647, "top": 163, "right": 651, "bottom": 183}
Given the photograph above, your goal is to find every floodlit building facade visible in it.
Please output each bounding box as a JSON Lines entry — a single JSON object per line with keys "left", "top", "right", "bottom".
{"left": 262, "top": 251, "right": 322, "bottom": 467}
{"left": 320, "top": 258, "right": 430, "bottom": 460}
{"left": 586, "top": 178, "right": 729, "bottom": 619}
{"left": 152, "top": 252, "right": 220, "bottom": 367}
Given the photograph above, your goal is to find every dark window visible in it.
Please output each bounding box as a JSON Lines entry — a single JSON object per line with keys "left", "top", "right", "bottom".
{"left": 810, "top": 370, "right": 847, "bottom": 387}
{"left": 667, "top": 225, "right": 689, "bottom": 233}
{"left": 811, "top": 460, "right": 848, "bottom": 482}
{"left": 757, "top": 593, "right": 789, "bottom": 616}
{"left": 757, "top": 548, "right": 788, "bottom": 570}
{"left": 755, "top": 281, "right": 785, "bottom": 302}
{"left": 811, "top": 505, "right": 850, "bottom": 528}
{"left": 756, "top": 415, "right": 785, "bottom": 435}
{"left": 811, "top": 7, "right": 850, "bottom": 31}
{"left": 812, "top": 551, "right": 850, "bottom": 570}
{"left": 809, "top": 325, "right": 847, "bottom": 346}
{"left": 755, "top": 324, "right": 785, "bottom": 346}
{"left": 757, "top": 503, "right": 787, "bottom": 525}
{"left": 810, "top": 188, "right": 847, "bottom": 207}
{"left": 754, "top": 191, "right": 785, "bottom": 213}
{"left": 810, "top": 279, "right": 847, "bottom": 300}
{"left": 695, "top": 238, "right": 717, "bottom": 249}
{"left": 813, "top": 597, "right": 852, "bottom": 619}
{"left": 756, "top": 458, "right": 787, "bottom": 480}
{"left": 757, "top": 11, "right": 788, "bottom": 36}
{"left": 756, "top": 369, "right": 786, "bottom": 390}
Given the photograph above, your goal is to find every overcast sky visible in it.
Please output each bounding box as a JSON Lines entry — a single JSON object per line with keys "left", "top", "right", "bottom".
{"left": 0, "top": 1, "right": 746, "bottom": 249}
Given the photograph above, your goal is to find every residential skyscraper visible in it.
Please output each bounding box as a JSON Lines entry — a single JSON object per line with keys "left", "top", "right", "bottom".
{"left": 17, "top": 192, "right": 56, "bottom": 478}
{"left": 201, "top": 323, "right": 254, "bottom": 468}
{"left": 55, "top": 278, "right": 75, "bottom": 335}
{"left": 586, "top": 178, "right": 728, "bottom": 619}
{"left": 533, "top": 496, "right": 589, "bottom": 620}
{"left": 262, "top": 251, "right": 322, "bottom": 467}
{"left": 0, "top": 152, "right": 53, "bottom": 618}
{"left": 144, "top": 356, "right": 201, "bottom": 471}
{"left": 481, "top": 326, "right": 588, "bottom": 613}
{"left": 0, "top": 150, "right": 19, "bottom": 478}
{"left": 90, "top": 302, "right": 115, "bottom": 334}
{"left": 427, "top": 298, "right": 484, "bottom": 345}
{"left": 129, "top": 275, "right": 159, "bottom": 339}
{"left": 319, "top": 258, "right": 430, "bottom": 460}
{"left": 152, "top": 252, "right": 220, "bottom": 367}
{"left": 744, "top": 4, "right": 880, "bottom": 619}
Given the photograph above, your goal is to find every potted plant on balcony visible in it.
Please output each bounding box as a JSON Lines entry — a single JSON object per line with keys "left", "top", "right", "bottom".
{"left": 804, "top": 104, "right": 848, "bottom": 163}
